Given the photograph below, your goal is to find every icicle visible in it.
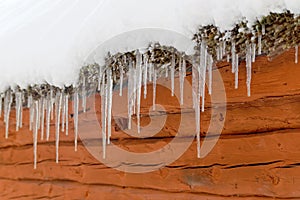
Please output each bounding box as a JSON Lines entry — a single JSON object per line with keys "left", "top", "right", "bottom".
{"left": 252, "top": 42, "right": 256, "bottom": 63}
{"left": 15, "top": 92, "right": 22, "bottom": 131}
{"left": 40, "top": 98, "right": 45, "bottom": 140}
{"left": 101, "top": 78, "right": 107, "bottom": 158}
{"left": 136, "top": 51, "right": 142, "bottom": 133}
{"left": 65, "top": 94, "right": 69, "bottom": 136}
{"left": 107, "top": 68, "right": 113, "bottom": 144}
{"left": 258, "top": 34, "right": 262, "bottom": 55}
{"left": 208, "top": 55, "right": 213, "bottom": 95}
{"left": 148, "top": 62, "right": 153, "bottom": 82}
{"left": 61, "top": 93, "right": 65, "bottom": 132}
{"left": 127, "top": 62, "right": 133, "bottom": 130}
{"left": 200, "top": 41, "right": 207, "bottom": 112}
{"left": 222, "top": 40, "right": 226, "bottom": 57}
{"left": 235, "top": 54, "right": 239, "bottom": 89}
{"left": 179, "top": 58, "right": 186, "bottom": 105}
{"left": 195, "top": 95, "right": 201, "bottom": 158}
{"left": 19, "top": 93, "right": 23, "bottom": 128}
{"left": 29, "top": 100, "right": 34, "bottom": 131}
{"left": 165, "top": 64, "right": 169, "bottom": 78}
{"left": 98, "top": 65, "right": 103, "bottom": 91}
{"left": 5, "top": 90, "right": 12, "bottom": 139}
{"left": 143, "top": 55, "right": 148, "bottom": 99}
{"left": 119, "top": 64, "right": 124, "bottom": 96}
{"left": 55, "top": 93, "right": 62, "bottom": 163}
{"left": 33, "top": 101, "right": 38, "bottom": 169}
{"left": 46, "top": 97, "right": 51, "bottom": 141}
{"left": 295, "top": 45, "right": 298, "bottom": 64}
{"left": 246, "top": 45, "right": 252, "bottom": 97}
{"left": 73, "top": 91, "right": 79, "bottom": 152}
{"left": 50, "top": 88, "right": 54, "bottom": 120}
{"left": 227, "top": 54, "right": 230, "bottom": 63}
{"left": 262, "top": 24, "right": 266, "bottom": 35}
{"left": 231, "top": 42, "right": 236, "bottom": 73}
{"left": 82, "top": 76, "right": 87, "bottom": 113}
{"left": 153, "top": 69, "right": 157, "bottom": 111}
{"left": 133, "top": 64, "right": 137, "bottom": 115}
{"left": 171, "top": 54, "right": 175, "bottom": 96}
{"left": 0, "top": 95, "right": 2, "bottom": 118}
{"left": 27, "top": 94, "right": 32, "bottom": 108}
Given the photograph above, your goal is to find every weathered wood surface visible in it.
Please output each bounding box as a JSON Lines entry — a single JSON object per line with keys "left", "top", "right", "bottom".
{"left": 0, "top": 49, "right": 299, "bottom": 199}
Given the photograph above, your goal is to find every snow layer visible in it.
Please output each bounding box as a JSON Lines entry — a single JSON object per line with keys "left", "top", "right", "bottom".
{"left": 0, "top": 0, "right": 299, "bottom": 91}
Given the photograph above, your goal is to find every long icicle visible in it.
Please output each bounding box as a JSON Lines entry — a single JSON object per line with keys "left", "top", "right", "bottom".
{"left": 200, "top": 41, "right": 207, "bottom": 112}
{"left": 246, "top": 45, "right": 252, "bottom": 97}
{"left": 231, "top": 41, "right": 236, "bottom": 73}
{"left": 5, "top": 90, "right": 12, "bottom": 139}
{"left": 61, "top": 93, "right": 65, "bottom": 133}
{"left": 46, "top": 96, "right": 51, "bottom": 141}
{"left": 107, "top": 68, "right": 113, "bottom": 144}
{"left": 119, "top": 64, "right": 124, "bottom": 96}
{"left": 73, "top": 91, "right": 79, "bottom": 152}
{"left": 33, "top": 100, "right": 38, "bottom": 169}
{"left": 127, "top": 62, "right": 133, "bottom": 130}
{"left": 101, "top": 77, "right": 107, "bottom": 159}
{"left": 136, "top": 51, "right": 142, "bottom": 133}
{"left": 65, "top": 94, "right": 69, "bottom": 136}
{"left": 179, "top": 58, "right": 186, "bottom": 105}
{"left": 171, "top": 53, "right": 175, "bottom": 96}
{"left": 153, "top": 69, "right": 157, "bottom": 111}
{"left": 55, "top": 92, "right": 62, "bottom": 163}
{"left": 143, "top": 55, "right": 148, "bottom": 99}
{"left": 40, "top": 98, "right": 45, "bottom": 140}
{"left": 208, "top": 55, "right": 213, "bottom": 95}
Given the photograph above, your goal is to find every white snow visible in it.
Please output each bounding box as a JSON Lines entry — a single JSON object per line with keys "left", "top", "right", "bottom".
{"left": 0, "top": 0, "right": 298, "bottom": 91}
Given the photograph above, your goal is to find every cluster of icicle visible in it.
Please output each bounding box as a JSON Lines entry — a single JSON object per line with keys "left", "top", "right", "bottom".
{"left": 0, "top": 41, "right": 299, "bottom": 169}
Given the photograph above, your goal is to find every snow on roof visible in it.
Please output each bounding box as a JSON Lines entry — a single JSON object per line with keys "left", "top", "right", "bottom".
{"left": 0, "top": 0, "right": 299, "bottom": 91}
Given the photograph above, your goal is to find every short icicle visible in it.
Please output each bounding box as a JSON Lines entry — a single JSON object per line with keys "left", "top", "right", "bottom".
{"left": 295, "top": 45, "right": 298, "bottom": 64}
{"left": 235, "top": 54, "right": 239, "bottom": 89}
{"left": 258, "top": 34, "right": 262, "bottom": 55}
{"left": 82, "top": 76, "right": 87, "bottom": 113}
{"left": 252, "top": 42, "right": 256, "bottom": 63}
